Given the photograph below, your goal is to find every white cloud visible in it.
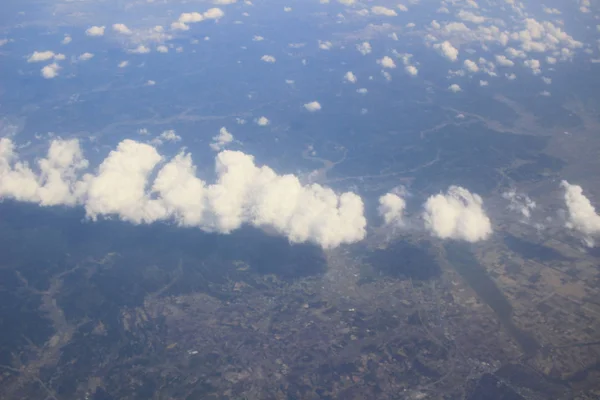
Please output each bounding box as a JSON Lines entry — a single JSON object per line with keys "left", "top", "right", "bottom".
{"left": 495, "top": 54, "right": 515, "bottom": 67}
{"left": 502, "top": 189, "right": 536, "bottom": 219}
{"left": 214, "top": 0, "right": 237, "bottom": 4}
{"left": 304, "top": 101, "right": 322, "bottom": 112}
{"left": 172, "top": 8, "right": 224, "bottom": 30}
{"left": 524, "top": 59, "right": 541, "bottom": 74}
{"left": 378, "top": 193, "right": 406, "bottom": 226}
{"left": 318, "top": 40, "right": 333, "bottom": 50}
{"left": 479, "top": 80, "right": 488, "bottom": 86}
{"left": 129, "top": 45, "right": 151, "bottom": 54}
{"left": 543, "top": 7, "right": 561, "bottom": 15}
{"left": 423, "top": 186, "right": 492, "bottom": 242}
{"left": 561, "top": 181, "right": 600, "bottom": 246}
{"left": 397, "top": 4, "right": 408, "bottom": 12}
{"left": 356, "top": 88, "right": 368, "bottom": 94}
{"left": 210, "top": 127, "right": 234, "bottom": 151}
{"left": 0, "top": 138, "right": 366, "bottom": 249}
{"left": 28, "top": 51, "right": 64, "bottom": 63}
{"left": 86, "top": 26, "right": 105, "bottom": 37}
{"left": 41, "top": 63, "right": 60, "bottom": 79}
{"left": 371, "top": 6, "right": 397, "bottom": 16}
{"left": 156, "top": 45, "right": 169, "bottom": 53}
{"left": 434, "top": 41, "right": 459, "bottom": 62}
{"left": 344, "top": 71, "right": 357, "bottom": 83}
{"left": 356, "top": 41, "right": 372, "bottom": 55}
{"left": 253, "top": 35, "right": 264, "bottom": 41}
{"left": 112, "top": 23, "right": 132, "bottom": 35}
{"left": 78, "top": 52, "right": 94, "bottom": 61}
{"left": 256, "top": 116, "right": 270, "bottom": 126}
{"left": 204, "top": 8, "right": 225, "bottom": 19}
{"left": 457, "top": 10, "right": 485, "bottom": 24}
{"left": 377, "top": 56, "right": 396, "bottom": 69}
{"left": 261, "top": 54, "right": 276, "bottom": 63}
{"left": 405, "top": 65, "right": 418, "bottom": 76}
{"left": 118, "top": 61, "right": 129, "bottom": 68}
{"left": 448, "top": 83, "right": 462, "bottom": 92}
{"left": 61, "top": 35, "right": 72, "bottom": 45}
{"left": 463, "top": 59, "right": 479, "bottom": 72}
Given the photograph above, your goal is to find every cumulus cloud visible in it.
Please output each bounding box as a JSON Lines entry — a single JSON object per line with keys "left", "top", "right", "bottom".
{"left": 112, "top": 23, "right": 132, "bottom": 35}
{"left": 378, "top": 193, "right": 406, "bottom": 226}
{"left": 318, "top": 40, "right": 333, "bottom": 50}
{"left": 434, "top": 41, "right": 459, "bottom": 62}
{"left": 377, "top": 56, "right": 396, "bottom": 69}
{"left": 405, "top": 65, "right": 418, "bottom": 76}
{"left": 0, "top": 138, "right": 366, "bottom": 249}
{"left": 256, "top": 116, "right": 270, "bottom": 126}
{"left": 261, "top": 54, "right": 276, "bottom": 63}
{"left": 172, "top": 8, "right": 224, "bottom": 30}
{"left": 151, "top": 129, "right": 181, "bottom": 145}
{"left": 423, "top": 186, "right": 492, "bottom": 242}
{"left": 344, "top": 71, "right": 357, "bottom": 83}
{"left": 28, "top": 51, "right": 65, "bottom": 63}
{"left": 502, "top": 189, "right": 536, "bottom": 219}
{"left": 371, "top": 6, "right": 397, "bottom": 16}
{"left": 464, "top": 59, "right": 479, "bottom": 72}
{"left": 86, "top": 26, "right": 106, "bottom": 37}
{"left": 304, "top": 101, "right": 322, "bottom": 112}
{"left": 356, "top": 41, "right": 372, "bottom": 55}
{"left": 561, "top": 181, "right": 600, "bottom": 246}
{"left": 78, "top": 52, "right": 94, "bottom": 61}
{"left": 41, "top": 63, "right": 61, "bottom": 79}
{"left": 210, "top": 127, "right": 234, "bottom": 151}
{"left": 448, "top": 83, "right": 462, "bottom": 92}
{"left": 495, "top": 54, "right": 515, "bottom": 67}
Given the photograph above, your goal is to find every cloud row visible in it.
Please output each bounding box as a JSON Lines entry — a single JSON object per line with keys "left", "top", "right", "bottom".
{"left": 0, "top": 138, "right": 366, "bottom": 249}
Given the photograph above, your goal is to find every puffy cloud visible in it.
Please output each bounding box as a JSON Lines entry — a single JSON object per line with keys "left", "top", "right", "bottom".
{"left": 256, "top": 116, "right": 270, "bottom": 126}
{"left": 151, "top": 129, "right": 181, "bottom": 145}
{"left": 561, "top": 181, "right": 600, "bottom": 245}
{"left": 463, "top": 59, "right": 479, "bottom": 72}
{"left": 371, "top": 6, "right": 397, "bottom": 16}
{"left": 172, "top": 8, "right": 224, "bottom": 30}
{"left": 524, "top": 59, "right": 541, "bottom": 74}
{"left": 85, "top": 26, "right": 105, "bottom": 37}
{"left": 28, "top": 51, "right": 64, "bottom": 63}
{"left": 261, "top": 54, "right": 276, "bottom": 63}
{"left": 41, "top": 63, "right": 60, "bottom": 79}
{"left": 0, "top": 138, "right": 88, "bottom": 206}
{"left": 495, "top": 54, "right": 515, "bottom": 67}
{"left": 118, "top": 61, "right": 129, "bottom": 68}
{"left": 210, "top": 127, "right": 234, "bottom": 151}
{"left": 479, "top": 80, "right": 488, "bottom": 86}
{"left": 344, "top": 71, "right": 357, "bottom": 83}
{"left": 378, "top": 193, "right": 406, "bottom": 226}
{"left": 356, "top": 41, "right": 372, "bottom": 55}
{"left": 457, "top": 10, "right": 485, "bottom": 24}
{"left": 377, "top": 56, "right": 396, "bottom": 69}
{"left": 448, "top": 83, "right": 462, "bottom": 92}
{"left": 129, "top": 45, "right": 151, "bottom": 54}
{"left": 61, "top": 35, "right": 72, "bottom": 45}
{"left": 502, "top": 189, "right": 536, "bottom": 219}
{"left": 0, "top": 138, "right": 366, "bottom": 249}
{"left": 112, "top": 23, "right": 132, "bottom": 35}
{"left": 78, "top": 52, "right": 94, "bottom": 61}
{"left": 304, "top": 101, "right": 322, "bottom": 112}
{"left": 405, "top": 65, "right": 418, "bottom": 76}
{"left": 214, "top": 0, "right": 237, "bottom": 4}
{"left": 423, "top": 186, "right": 492, "bottom": 242}
{"left": 156, "top": 45, "right": 169, "bottom": 53}
{"left": 434, "top": 41, "right": 459, "bottom": 62}
{"left": 318, "top": 40, "right": 333, "bottom": 50}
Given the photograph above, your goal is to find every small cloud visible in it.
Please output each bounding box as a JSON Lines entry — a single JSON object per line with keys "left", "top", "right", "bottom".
{"left": 434, "top": 41, "right": 459, "bottom": 62}
{"left": 377, "top": 56, "right": 396, "bottom": 69}
{"left": 356, "top": 41, "right": 371, "bottom": 55}
{"left": 448, "top": 83, "right": 462, "bottom": 92}
{"left": 356, "top": 88, "right": 368, "bottom": 94}
{"left": 423, "top": 186, "right": 492, "bottom": 242}
{"left": 28, "top": 51, "right": 64, "bottom": 63}
{"left": 405, "top": 65, "right": 418, "bottom": 76}
{"left": 156, "top": 45, "right": 169, "bottom": 53}
{"left": 112, "top": 23, "right": 132, "bottom": 35}
{"left": 41, "top": 63, "right": 60, "bottom": 79}
{"left": 145, "top": 80, "right": 156, "bottom": 86}
{"left": 378, "top": 193, "right": 406, "bottom": 226}
{"left": 252, "top": 35, "right": 264, "bottom": 41}
{"left": 61, "top": 35, "right": 72, "bottom": 45}
{"left": 318, "top": 40, "right": 333, "bottom": 50}
{"left": 85, "top": 26, "right": 106, "bottom": 37}
{"left": 261, "top": 54, "right": 276, "bottom": 63}
{"left": 78, "top": 52, "right": 94, "bottom": 61}
{"left": 210, "top": 127, "right": 234, "bottom": 151}
{"left": 129, "top": 45, "right": 151, "bottom": 54}
{"left": 256, "top": 116, "right": 270, "bottom": 126}
{"left": 304, "top": 101, "right": 322, "bottom": 112}
{"left": 118, "top": 61, "right": 129, "bottom": 68}
{"left": 344, "top": 71, "right": 357, "bottom": 83}
{"left": 371, "top": 6, "right": 397, "bottom": 16}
